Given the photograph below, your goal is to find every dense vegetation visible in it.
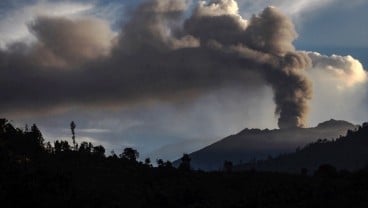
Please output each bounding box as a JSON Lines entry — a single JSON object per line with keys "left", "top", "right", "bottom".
{"left": 2, "top": 118, "right": 368, "bottom": 207}
{"left": 238, "top": 122, "right": 368, "bottom": 173}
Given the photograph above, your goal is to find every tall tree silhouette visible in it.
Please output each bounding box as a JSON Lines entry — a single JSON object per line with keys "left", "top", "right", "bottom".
{"left": 179, "top": 154, "right": 191, "bottom": 171}
{"left": 31, "top": 124, "right": 44, "bottom": 146}
{"left": 70, "top": 121, "right": 76, "bottom": 150}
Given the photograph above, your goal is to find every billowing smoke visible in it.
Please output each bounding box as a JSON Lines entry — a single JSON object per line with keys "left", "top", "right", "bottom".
{"left": 0, "top": 0, "right": 365, "bottom": 129}
{"left": 118, "top": 0, "right": 313, "bottom": 128}
{"left": 239, "top": 6, "right": 312, "bottom": 128}
{"left": 28, "top": 16, "right": 114, "bottom": 67}
{"left": 306, "top": 52, "right": 367, "bottom": 88}
{"left": 305, "top": 52, "right": 368, "bottom": 125}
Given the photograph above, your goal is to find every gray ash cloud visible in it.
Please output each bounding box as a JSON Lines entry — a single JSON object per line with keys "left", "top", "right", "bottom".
{"left": 0, "top": 0, "right": 313, "bottom": 128}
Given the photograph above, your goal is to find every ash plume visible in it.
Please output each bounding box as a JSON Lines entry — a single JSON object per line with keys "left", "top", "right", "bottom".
{"left": 2, "top": 0, "right": 365, "bottom": 129}
{"left": 182, "top": 2, "right": 313, "bottom": 128}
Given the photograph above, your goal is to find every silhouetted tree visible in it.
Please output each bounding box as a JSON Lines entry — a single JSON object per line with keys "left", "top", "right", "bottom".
{"left": 61, "top": 141, "right": 71, "bottom": 152}
{"left": 3, "top": 121, "right": 16, "bottom": 134}
{"left": 119, "top": 147, "right": 139, "bottom": 161}
{"left": 164, "top": 161, "right": 173, "bottom": 169}
{"left": 144, "top": 158, "right": 151, "bottom": 166}
{"left": 156, "top": 159, "right": 164, "bottom": 168}
{"left": 45, "top": 141, "right": 53, "bottom": 154}
{"left": 31, "top": 124, "right": 44, "bottom": 146}
{"left": 54, "top": 140, "right": 71, "bottom": 153}
{"left": 93, "top": 145, "right": 105, "bottom": 157}
{"left": 79, "top": 142, "right": 93, "bottom": 153}
{"left": 178, "top": 153, "right": 191, "bottom": 171}
{"left": 54, "top": 141, "right": 62, "bottom": 153}
{"left": 70, "top": 121, "right": 76, "bottom": 150}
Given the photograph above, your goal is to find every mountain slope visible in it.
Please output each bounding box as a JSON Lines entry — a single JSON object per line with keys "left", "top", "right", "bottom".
{"left": 176, "top": 119, "right": 357, "bottom": 170}
{"left": 237, "top": 122, "right": 368, "bottom": 173}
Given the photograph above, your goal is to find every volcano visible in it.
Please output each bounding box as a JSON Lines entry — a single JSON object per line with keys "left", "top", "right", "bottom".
{"left": 174, "top": 119, "right": 357, "bottom": 170}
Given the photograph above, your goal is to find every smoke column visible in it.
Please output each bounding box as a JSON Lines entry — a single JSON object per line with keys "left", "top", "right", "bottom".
{"left": 184, "top": 2, "right": 312, "bottom": 128}
{"left": 7, "top": 0, "right": 360, "bottom": 129}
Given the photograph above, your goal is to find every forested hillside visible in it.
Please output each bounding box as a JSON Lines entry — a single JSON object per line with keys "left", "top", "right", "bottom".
{"left": 2, "top": 118, "right": 368, "bottom": 207}
{"left": 237, "top": 122, "right": 368, "bottom": 173}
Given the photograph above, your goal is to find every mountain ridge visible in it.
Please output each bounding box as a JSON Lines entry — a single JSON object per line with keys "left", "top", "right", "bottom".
{"left": 175, "top": 119, "right": 357, "bottom": 170}
{"left": 236, "top": 122, "right": 368, "bottom": 173}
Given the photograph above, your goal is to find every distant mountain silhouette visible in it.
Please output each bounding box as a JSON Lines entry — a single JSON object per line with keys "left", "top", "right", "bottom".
{"left": 236, "top": 122, "right": 368, "bottom": 173}
{"left": 174, "top": 119, "right": 357, "bottom": 170}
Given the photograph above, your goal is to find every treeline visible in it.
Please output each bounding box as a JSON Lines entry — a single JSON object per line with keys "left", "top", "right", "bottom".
{"left": 0, "top": 119, "right": 181, "bottom": 167}
{"left": 0, "top": 119, "right": 193, "bottom": 207}
{"left": 2, "top": 118, "right": 368, "bottom": 207}
{"left": 237, "top": 122, "right": 368, "bottom": 173}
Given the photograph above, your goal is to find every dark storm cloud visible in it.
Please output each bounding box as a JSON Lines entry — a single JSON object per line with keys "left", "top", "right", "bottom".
{"left": 0, "top": 0, "right": 312, "bottom": 129}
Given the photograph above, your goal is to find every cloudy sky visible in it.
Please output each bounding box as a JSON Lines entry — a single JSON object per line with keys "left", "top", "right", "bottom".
{"left": 1, "top": 0, "right": 367, "bottom": 161}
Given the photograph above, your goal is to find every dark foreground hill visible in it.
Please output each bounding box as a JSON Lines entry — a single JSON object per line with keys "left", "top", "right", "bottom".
{"left": 237, "top": 122, "right": 368, "bottom": 173}
{"left": 3, "top": 118, "right": 368, "bottom": 207}
{"left": 177, "top": 119, "right": 357, "bottom": 170}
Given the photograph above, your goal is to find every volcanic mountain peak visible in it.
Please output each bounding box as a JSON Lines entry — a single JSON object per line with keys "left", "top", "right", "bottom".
{"left": 316, "top": 119, "right": 356, "bottom": 129}
{"left": 177, "top": 119, "right": 357, "bottom": 170}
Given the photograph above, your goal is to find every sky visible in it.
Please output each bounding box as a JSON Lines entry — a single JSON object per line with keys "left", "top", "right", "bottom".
{"left": 0, "top": 0, "right": 367, "bottom": 161}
